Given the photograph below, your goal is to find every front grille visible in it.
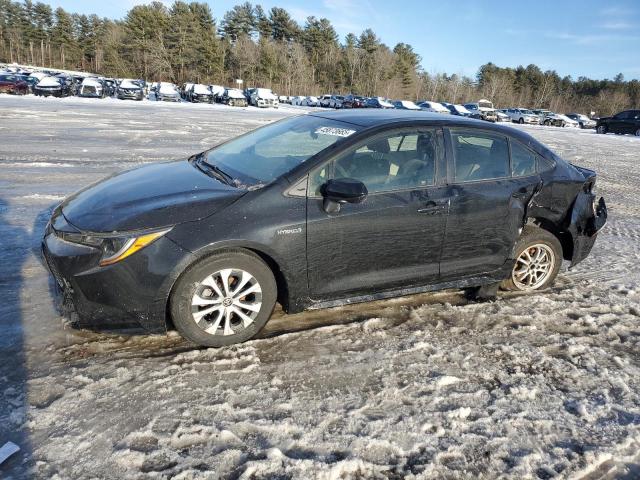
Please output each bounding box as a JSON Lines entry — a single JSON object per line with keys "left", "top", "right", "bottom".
{"left": 42, "top": 245, "right": 65, "bottom": 289}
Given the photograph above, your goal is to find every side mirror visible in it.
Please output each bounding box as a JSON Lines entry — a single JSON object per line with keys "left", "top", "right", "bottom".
{"left": 321, "top": 178, "right": 368, "bottom": 214}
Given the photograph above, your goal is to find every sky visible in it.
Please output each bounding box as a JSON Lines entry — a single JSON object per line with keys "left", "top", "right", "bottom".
{"left": 43, "top": 0, "right": 640, "bottom": 80}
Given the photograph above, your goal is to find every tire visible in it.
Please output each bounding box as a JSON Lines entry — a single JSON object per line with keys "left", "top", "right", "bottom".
{"left": 518, "top": 118, "right": 524, "bottom": 124}
{"left": 635, "top": 128, "right": 640, "bottom": 137}
{"left": 170, "top": 249, "right": 277, "bottom": 347}
{"left": 501, "top": 226, "right": 562, "bottom": 292}
{"left": 597, "top": 125, "right": 607, "bottom": 134}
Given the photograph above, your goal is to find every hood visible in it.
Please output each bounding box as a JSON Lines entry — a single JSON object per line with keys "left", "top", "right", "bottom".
{"left": 82, "top": 78, "right": 102, "bottom": 87}
{"left": 120, "top": 80, "right": 140, "bottom": 89}
{"left": 61, "top": 160, "right": 245, "bottom": 232}
{"left": 37, "top": 76, "right": 61, "bottom": 87}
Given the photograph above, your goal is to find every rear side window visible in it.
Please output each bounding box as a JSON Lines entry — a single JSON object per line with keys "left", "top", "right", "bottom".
{"left": 451, "top": 130, "right": 509, "bottom": 182}
{"left": 510, "top": 141, "right": 537, "bottom": 177}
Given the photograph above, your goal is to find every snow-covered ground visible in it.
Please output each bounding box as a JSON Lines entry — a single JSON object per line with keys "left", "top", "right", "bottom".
{"left": 0, "top": 95, "right": 639, "bottom": 479}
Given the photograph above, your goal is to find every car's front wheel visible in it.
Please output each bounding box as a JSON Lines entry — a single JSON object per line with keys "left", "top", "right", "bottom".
{"left": 518, "top": 118, "right": 524, "bottom": 124}
{"left": 170, "top": 250, "right": 277, "bottom": 347}
{"left": 597, "top": 125, "right": 607, "bottom": 134}
{"left": 501, "top": 227, "right": 562, "bottom": 292}
{"left": 635, "top": 128, "right": 640, "bottom": 137}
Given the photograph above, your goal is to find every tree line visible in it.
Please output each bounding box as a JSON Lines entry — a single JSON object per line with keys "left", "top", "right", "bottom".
{"left": 1, "top": 0, "right": 638, "bottom": 115}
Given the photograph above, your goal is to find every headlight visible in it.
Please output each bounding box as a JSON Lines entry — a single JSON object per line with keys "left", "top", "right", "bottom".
{"left": 59, "top": 228, "right": 172, "bottom": 266}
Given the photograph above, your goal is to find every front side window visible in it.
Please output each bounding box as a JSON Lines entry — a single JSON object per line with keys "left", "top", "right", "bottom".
{"left": 204, "top": 115, "right": 360, "bottom": 187}
{"left": 510, "top": 140, "right": 537, "bottom": 177}
{"left": 309, "top": 128, "right": 442, "bottom": 195}
{"left": 451, "top": 130, "right": 510, "bottom": 182}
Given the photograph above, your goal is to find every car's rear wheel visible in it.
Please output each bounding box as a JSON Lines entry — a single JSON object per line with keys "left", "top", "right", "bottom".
{"left": 597, "top": 125, "right": 607, "bottom": 134}
{"left": 635, "top": 128, "right": 640, "bottom": 137}
{"left": 501, "top": 227, "right": 562, "bottom": 292}
{"left": 170, "top": 250, "right": 277, "bottom": 347}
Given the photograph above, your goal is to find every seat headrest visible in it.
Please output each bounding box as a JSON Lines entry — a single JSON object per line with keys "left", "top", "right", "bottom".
{"left": 367, "top": 138, "right": 390, "bottom": 154}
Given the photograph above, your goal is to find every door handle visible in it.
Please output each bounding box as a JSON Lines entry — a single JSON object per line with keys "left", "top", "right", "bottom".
{"left": 417, "top": 199, "right": 450, "bottom": 214}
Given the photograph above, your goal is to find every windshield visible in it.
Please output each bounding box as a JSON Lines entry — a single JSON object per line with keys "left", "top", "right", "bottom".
{"left": 203, "top": 115, "right": 361, "bottom": 187}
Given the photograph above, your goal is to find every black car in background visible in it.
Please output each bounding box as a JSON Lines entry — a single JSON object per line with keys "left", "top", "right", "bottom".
{"left": 43, "top": 111, "right": 606, "bottom": 347}
{"left": 365, "top": 97, "right": 394, "bottom": 108}
{"left": 342, "top": 94, "right": 366, "bottom": 108}
{"left": 117, "top": 79, "right": 144, "bottom": 101}
{"left": 33, "top": 75, "right": 74, "bottom": 97}
{"left": 15, "top": 74, "right": 38, "bottom": 93}
{"left": 596, "top": 110, "right": 640, "bottom": 136}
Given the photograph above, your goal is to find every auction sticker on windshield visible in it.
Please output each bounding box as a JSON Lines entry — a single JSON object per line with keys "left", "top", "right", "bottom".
{"left": 315, "top": 126, "right": 356, "bottom": 137}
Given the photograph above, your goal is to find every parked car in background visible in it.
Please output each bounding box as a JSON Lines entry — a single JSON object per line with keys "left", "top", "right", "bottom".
{"left": 208, "top": 85, "right": 225, "bottom": 102}
{"left": 464, "top": 100, "right": 497, "bottom": 122}
{"left": 187, "top": 84, "right": 214, "bottom": 103}
{"left": 443, "top": 103, "right": 474, "bottom": 117}
{"left": 505, "top": 108, "right": 539, "bottom": 125}
{"left": 596, "top": 110, "right": 640, "bottom": 136}
{"left": 78, "top": 77, "right": 105, "bottom": 98}
{"left": 301, "top": 96, "right": 319, "bottom": 107}
{"left": 181, "top": 83, "right": 194, "bottom": 100}
{"left": 365, "top": 97, "right": 394, "bottom": 109}
{"left": 495, "top": 110, "right": 511, "bottom": 122}
{"left": 103, "top": 78, "right": 117, "bottom": 97}
{"left": 250, "top": 88, "right": 278, "bottom": 108}
{"left": 342, "top": 94, "right": 366, "bottom": 108}
{"left": 318, "top": 95, "right": 333, "bottom": 108}
{"left": 535, "top": 111, "right": 578, "bottom": 127}
{"left": 278, "top": 95, "right": 291, "bottom": 104}
{"left": 117, "top": 79, "right": 144, "bottom": 101}
{"left": 0, "top": 73, "right": 28, "bottom": 94}
{"left": 16, "top": 74, "right": 39, "bottom": 93}
{"left": 42, "top": 110, "right": 607, "bottom": 347}
{"left": 566, "top": 113, "right": 596, "bottom": 129}
{"left": 328, "top": 95, "right": 344, "bottom": 108}
{"left": 418, "top": 101, "right": 450, "bottom": 114}
{"left": 393, "top": 100, "right": 421, "bottom": 110}
{"left": 34, "top": 75, "right": 73, "bottom": 97}
{"left": 221, "top": 88, "right": 248, "bottom": 107}
{"left": 154, "top": 82, "right": 181, "bottom": 102}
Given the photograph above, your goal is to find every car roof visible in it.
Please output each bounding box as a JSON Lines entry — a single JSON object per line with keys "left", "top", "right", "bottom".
{"left": 307, "top": 109, "right": 547, "bottom": 149}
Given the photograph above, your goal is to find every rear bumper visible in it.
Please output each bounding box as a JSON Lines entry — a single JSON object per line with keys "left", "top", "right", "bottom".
{"left": 569, "top": 194, "right": 607, "bottom": 267}
{"left": 42, "top": 226, "right": 190, "bottom": 332}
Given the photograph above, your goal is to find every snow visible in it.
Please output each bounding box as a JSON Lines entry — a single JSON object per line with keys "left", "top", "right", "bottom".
{"left": 159, "top": 83, "right": 178, "bottom": 95}
{"left": 119, "top": 79, "right": 139, "bottom": 89}
{"left": 0, "top": 95, "right": 639, "bottom": 478}
{"left": 256, "top": 88, "right": 277, "bottom": 99}
{"left": 192, "top": 84, "right": 210, "bottom": 95}
{"left": 226, "top": 88, "right": 245, "bottom": 99}
{"left": 81, "top": 78, "right": 101, "bottom": 87}
{"left": 36, "top": 76, "right": 60, "bottom": 87}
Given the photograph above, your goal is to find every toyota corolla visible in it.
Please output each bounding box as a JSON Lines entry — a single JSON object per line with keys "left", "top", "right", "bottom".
{"left": 43, "top": 111, "right": 607, "bottom": 347}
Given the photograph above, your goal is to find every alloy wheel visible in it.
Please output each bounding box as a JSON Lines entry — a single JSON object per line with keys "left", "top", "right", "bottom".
{"left": 597, "top": 125, "right": 607, "bottom": 134}
{"left": 191, "top": 268, "right": 263, "bottom": 336}
{"left": 512, "top": 244, "right": 556, "bottom": 290}
{"left": 635, "top": 128, "right": 640, "bottom": 137}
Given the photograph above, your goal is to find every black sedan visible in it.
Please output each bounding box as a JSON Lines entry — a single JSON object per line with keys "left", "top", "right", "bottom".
{"left": 43, "top": 111, "right": 607, "bottom": 347}
{"left": 34, "top": 75, "right": 74, "bottom": 97}
{"left": 596, "top": 110, "right": 640, "bottom": 136}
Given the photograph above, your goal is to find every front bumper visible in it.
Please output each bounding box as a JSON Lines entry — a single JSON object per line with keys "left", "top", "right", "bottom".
{"left": 118, "top": 90, "right": 143, "bottom": 100}
{"left": 41, "top": 219, "right": 190, "bottom": 332}
{"left": 191, "top": 94, "right": 212, "bottom": 103}
{"left": 35, "top": 87, "right": 65, "bottom": 97}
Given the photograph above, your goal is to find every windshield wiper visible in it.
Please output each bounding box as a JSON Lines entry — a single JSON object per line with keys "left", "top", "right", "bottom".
{"left": 193, "top": 155, "right": 234, "bottom": 186}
